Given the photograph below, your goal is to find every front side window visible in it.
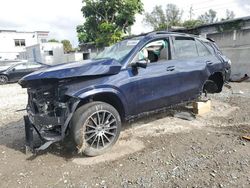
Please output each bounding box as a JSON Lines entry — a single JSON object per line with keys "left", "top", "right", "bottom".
{"left": 173, "top": 37, "right": 198, "bottom": 59}
{"left": 132, "top": 39, "right": 170, "bottom": 64}
{"left": 14, "top": 39, "right": 26, "bottom": 47}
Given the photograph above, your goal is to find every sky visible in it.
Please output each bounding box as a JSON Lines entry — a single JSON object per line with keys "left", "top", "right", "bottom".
{"left": 0, "top": 0, "right": 249, "bottom": 47}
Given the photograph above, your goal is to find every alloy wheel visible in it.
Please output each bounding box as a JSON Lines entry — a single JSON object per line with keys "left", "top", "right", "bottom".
{"left": 84, "top": 110, "right": 118, "bottom": 149}
{"left": 0, "top": 75, "right": 8, "bottom": 84}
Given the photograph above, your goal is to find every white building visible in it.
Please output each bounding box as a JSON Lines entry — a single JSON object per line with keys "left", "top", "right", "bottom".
{"left": 0, "top": 30, "right": 49, "bottom": 60}
{"left": 26, "top": 42, "right": 65, "bottom": 65}
{"left": 26, "top": 43, "right": 84, "bottom": 65}
{"left": 64, "top": 53, "right": 84, "bottom": 63}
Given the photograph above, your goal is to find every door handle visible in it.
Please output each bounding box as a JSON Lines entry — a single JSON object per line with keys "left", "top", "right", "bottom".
{"left": 206, "top": 61, "right": 214, "bottom": 65}
{"left": 166, "top": 66, "right": 175, "bottom": 71}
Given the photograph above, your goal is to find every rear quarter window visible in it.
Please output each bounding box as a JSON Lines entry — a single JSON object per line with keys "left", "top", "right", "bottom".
{"left": 196, "top": 40, "right": 211, "bottom": 57}
{"left": 204, "top": 42, "right": 216, "bottom": 54}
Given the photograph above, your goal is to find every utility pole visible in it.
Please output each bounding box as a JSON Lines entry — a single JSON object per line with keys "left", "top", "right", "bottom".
{"left": 189, "top": 5, "right": 194, "bottom": 20}
{"left": 166, "top": 8, "right": 169, "bottom": 31}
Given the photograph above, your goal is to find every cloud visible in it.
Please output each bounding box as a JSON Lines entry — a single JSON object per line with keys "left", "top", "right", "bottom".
{"left": 0, "top": 0, "right": 249, "bottom": 47}
{"left": 0, "top": 0, "right": 83, "bottom": 47}
{"left": 0, "top": 19, "right": 23, "bottom": 29}
{"left": 235, "top": 0, "right": 250, "bottom": 11}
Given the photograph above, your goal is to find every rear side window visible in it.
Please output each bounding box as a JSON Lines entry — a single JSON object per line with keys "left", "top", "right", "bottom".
{"left": 196, "top": 40, "right": 211, "bottom": 57}
{"left": 14, "top": 64, "right": 26, "bottom": 70}
{"left": 26, "top": 63, "right": 42, "bottom": 69}
{"left": 173, "top": 37, "right": 198, "bottom": 59}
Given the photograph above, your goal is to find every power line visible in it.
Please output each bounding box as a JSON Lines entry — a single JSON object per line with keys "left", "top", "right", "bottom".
{"left": 188, "top": 0, "right": 217, "bottom": 6}
{"left": 193, "top": 1, "right": 236, "bottom": 11}
{"left": 196, "top": 5, "right": 238, "bottom": 12}
{"left": 178, "top": 0, "right": 228, "bottom": 8}
{"left": 180, "top": 0, "right": 217, "bottom": 7}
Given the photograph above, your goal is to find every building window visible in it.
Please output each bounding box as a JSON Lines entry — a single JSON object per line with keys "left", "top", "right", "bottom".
{"left": 41, "top": 39, "right": 47, "bottom": 43}
{"left": 44, "top": 50, "right": 53, "bottom": 56}
{"left": 14, "top": 39, "right": 26, "bottom": 47}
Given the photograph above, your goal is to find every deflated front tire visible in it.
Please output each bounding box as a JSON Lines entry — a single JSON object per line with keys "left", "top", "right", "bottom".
{"left": 71, "top": 101, "right": 121, "bottom": 157}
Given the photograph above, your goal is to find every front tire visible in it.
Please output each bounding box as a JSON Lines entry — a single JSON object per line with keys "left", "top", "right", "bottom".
{"left": 71, "top": 101, "right": 121, "bottom": 157}
{"left": 0, "top": 75, "right": 8, "bottom": 85}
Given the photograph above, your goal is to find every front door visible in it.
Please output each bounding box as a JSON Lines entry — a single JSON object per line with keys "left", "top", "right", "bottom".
{"left": 134, "top": 60, "right": 182, "bottom": 113}
{"left": 128, "top": 38, "right": 186, "bottom": 114}
{"left": 8, "top": 63, "right": 29, "bottom": 81}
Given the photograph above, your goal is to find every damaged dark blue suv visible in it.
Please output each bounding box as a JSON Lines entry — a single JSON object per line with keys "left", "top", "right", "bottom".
{"left": 19, "top": 32, "right": 231, "bottom": 156}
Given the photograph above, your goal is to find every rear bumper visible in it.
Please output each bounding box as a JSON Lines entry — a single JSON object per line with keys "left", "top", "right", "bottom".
{"left": 224, "top": 67, "right": 231, "bottom": 82}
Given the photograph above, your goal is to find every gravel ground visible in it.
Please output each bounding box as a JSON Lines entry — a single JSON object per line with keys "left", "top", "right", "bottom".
{"left": 0, "top": 82, "right": 250, "bottom": 188}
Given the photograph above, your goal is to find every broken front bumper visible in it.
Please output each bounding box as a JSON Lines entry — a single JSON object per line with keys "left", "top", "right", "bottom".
{"left": 24, "top": 100, "right": 80, "bottom": 154}
{"left": 24, "top": 112, "right": 65, "bottom": 153}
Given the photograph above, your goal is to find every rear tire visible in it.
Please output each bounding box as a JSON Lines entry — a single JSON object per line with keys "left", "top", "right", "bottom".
{"left": 71, "top": 101, "right": 121, "bottom": 157}
{"left": 0, "top": 75, "right": 8, "bottom": 85}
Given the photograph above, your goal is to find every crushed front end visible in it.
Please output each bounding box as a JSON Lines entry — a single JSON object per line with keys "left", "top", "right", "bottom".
{"left": 23, "top": 83, "right": 79, "bottom": 153}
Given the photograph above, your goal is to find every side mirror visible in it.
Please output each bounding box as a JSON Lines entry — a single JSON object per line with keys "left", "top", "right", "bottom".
{"left": 131, "top": 60, "right": 148, "bottom": 69}
{"left": 12, "top": 68, "right": 16, "bottom": 71}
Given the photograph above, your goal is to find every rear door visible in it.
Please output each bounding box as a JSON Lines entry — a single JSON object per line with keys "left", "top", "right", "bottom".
{"left": 200, "top": 40, "right": 225, "bottom": 74}
{"left": 170, "top": 36, "right": 209, "bottom": 100}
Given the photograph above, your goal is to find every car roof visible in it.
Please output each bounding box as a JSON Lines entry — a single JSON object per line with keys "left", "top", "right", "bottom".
{"left": 123, "top": 31, "right": 210, "bottom": 43}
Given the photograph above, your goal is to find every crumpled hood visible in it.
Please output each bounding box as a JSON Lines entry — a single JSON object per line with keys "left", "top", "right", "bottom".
{"left": 19, "top": 59, "right": 122, "bottom": 87}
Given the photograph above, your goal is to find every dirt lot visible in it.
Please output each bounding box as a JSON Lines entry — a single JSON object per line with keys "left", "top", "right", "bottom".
{"left": 0, "top": 83, "right": 250, "bottom": 188}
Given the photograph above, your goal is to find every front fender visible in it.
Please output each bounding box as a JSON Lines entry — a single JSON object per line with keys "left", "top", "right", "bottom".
{"left": 66, "top": 87, "right": 129, "bottom": 117}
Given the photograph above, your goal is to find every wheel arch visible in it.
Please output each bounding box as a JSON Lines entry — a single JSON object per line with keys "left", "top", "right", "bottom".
{"left": 0, "top": 74, "right": 8, "bottom": 78}
{"left": 203, "top": 71, "right": 224, "bottom": 93}
{"left": 73, "top": 89, "right": 128, "bottom": 122}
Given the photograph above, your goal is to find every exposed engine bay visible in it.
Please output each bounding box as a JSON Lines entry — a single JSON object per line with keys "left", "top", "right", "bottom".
{"left": 24, "top": 83, "right": 79, "bottom": 152}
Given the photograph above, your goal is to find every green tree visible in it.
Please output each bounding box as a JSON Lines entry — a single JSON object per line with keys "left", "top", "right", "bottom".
{"left": 166, "top": 4, "right": 183, "bottom": 26}
{"left": 221, "top": 9, "right": 235, "bottom": 21}
{"left": 77, "top": 0, "right": 143, "bottom": 47}
{"left": 198, "top": 9, "right": 218, "bottom": 24}
{"left": 144, "top": 4, "right": 183, "bottom": 30}
{"left": 182, "top": 19, "right": 203, "bottom": 29}
{"left": 48, "top": 39, "right": 59, "bottom": 42}
{"left": 61, "top": 40, "right": 73, "bottom": 53}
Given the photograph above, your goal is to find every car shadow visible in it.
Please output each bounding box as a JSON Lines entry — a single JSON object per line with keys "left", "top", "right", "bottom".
{"left": 0, "top": 104, "right": 194, "bottom": 161}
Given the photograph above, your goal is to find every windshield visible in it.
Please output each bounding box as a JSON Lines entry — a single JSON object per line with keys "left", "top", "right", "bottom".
{"left": 94, "top": 39, "right": 140, "bottom": 64}
{"left": 0, "top": 62, "right": 17, "bottom": 71}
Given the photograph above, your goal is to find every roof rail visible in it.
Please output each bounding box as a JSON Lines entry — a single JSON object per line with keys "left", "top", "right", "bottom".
{"left": 122, "top": 30, "right": 200, "bottom": 41}
{"left": 206, "top": 37, "right": 215, "bottom": 42}
{"left": 122, "top": 33, "right": 148, "bottom": 40}
{"left": 146, "top": 31, "right": 195, "bottom": 37}
{"left": 147, "top": 31, "right": 173, "bottom": 36}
